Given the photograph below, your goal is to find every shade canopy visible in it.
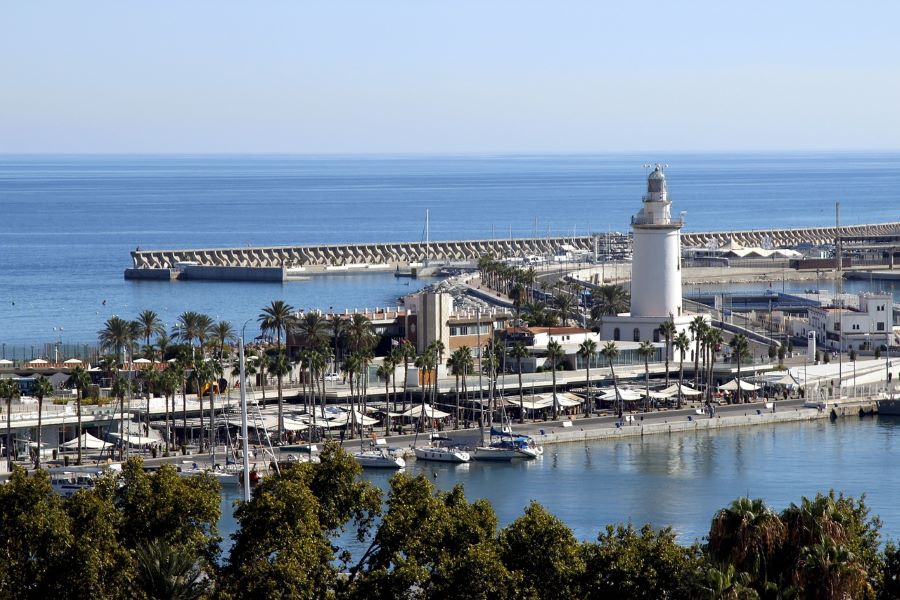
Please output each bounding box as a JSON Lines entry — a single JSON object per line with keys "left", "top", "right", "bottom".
{"left": 133, "top": 358, "right": 152, "bottom": 365}
{"left": 0, "top": 359, "right": 12, "bottom": 365}
{"left": 774, "top": 372, "right": 800, "bottom": 386}
{"left": 659, "top": 383, "right": 702, "bottom": 397}
{"left": 61, "top": 432, "right": 110, "bottom": 450}
{"left": 597, "top": 388, "right": 644, "bottom": 401}
{"left": 28, "top": 359, "right": 48, "bottom": 365}
{"left": 719, "top": 378, "right": 760, "bottom": 391}
{"left": 401, "top": 404, "right": 451, "bottom": 419}
{"left": 63, "top": 358, "right": 83, "bottom": 365}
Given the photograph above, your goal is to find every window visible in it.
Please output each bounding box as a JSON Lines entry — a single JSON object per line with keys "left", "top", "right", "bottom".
{"left": 653, "top": 329, "right": 660, "bottom": 343}
{"left": 834, "top": 322, "right": 841, "bottom": 331}
{"left": 613, "top": 328, "right": 620, "bottom": 341}
{"left": 633, "top": 328, "right": 640, "bottom": 342}
{"left": 878, "top": 322, "right": 885, "bottom": 331}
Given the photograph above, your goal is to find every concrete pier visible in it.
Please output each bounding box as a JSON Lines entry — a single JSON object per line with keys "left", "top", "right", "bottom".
{"left": 125, "top": 221, "right": 900, "bottom": 277}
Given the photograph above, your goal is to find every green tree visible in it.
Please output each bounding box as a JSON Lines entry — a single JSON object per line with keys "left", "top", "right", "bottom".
{"left": 510, "top": 342, "right": 530, "bottom": 424}
{"left": 580, "top": 523, "right": 703, "bottom": 599}
{"left": 210, "top": 320, "right": 235, "bottom": 360}
{"left": 707, "top": 497, "right": 786, "bottom": 586}
{"left": 296, "top": 311, "right": 331, "bottom": 349}
{"left": 674, "top": 331, "right": 691, "bottom": 409}
{"left": 638, "top": 341, "right": 655, "bottom": 413}
{"left": 553, "top": 291, "right": 576, "bottom": 327}
{"left": 0, "top": 378, "right": 21, "bottom": 470}
{"left": 134, "top": 309, "right": 165, "bottom": 353}
{"left": 98, "top": 315, "right": 135, "bottom": 362}
{"left": 660, "top": 319, "right": 677, "bottom": 389}
{"left": 268, "top": 350, "right": 292, "bottom": 442}
{"left": 579, "top": 338, "right": 598, "bottom": 418}
{"left": 499, "top": 501, "right": 585, "bottom": 600}
{"left": 729, "top": 334, "right": 751, "bottom": 403}
{"left": 705, "top": 328, "right": 724, "bottom": 404}
{"left": 446, "top": 348, "right": 467, "bottom": 429}
{"left": 690, "top": 316, "right": 708, "bottom": 389}
{"left": 67, "top": 365, "right": 92, "bottom": 464}
{"left": 132, "top": 539, "right": 208, "bottom": 600}
{"left": 601, "top": 341, "right": 622, "bottom": 418}
{"left": 376, "top": 359, "right": 394, "bottom": 436}
{"left": 546, "top": 340, "right": 565, "bottom": 420}
{"left": 31, "top": 375, "right": 54, "bottom": 469}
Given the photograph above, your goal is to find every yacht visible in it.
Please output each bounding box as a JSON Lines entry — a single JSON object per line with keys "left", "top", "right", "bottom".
{"left": 48, "top": 464, "right": 120, "bottom": 497}
{"left": 414, "top": 437, "right": 470, "bottom": 463}
{"left": 473, "top": 435, "right": 543, "bottom": 461}
{"left": 353, "top": 448, "right": 406, "bottom": 469}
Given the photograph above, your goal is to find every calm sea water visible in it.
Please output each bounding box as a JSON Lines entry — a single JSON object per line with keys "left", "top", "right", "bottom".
{"left": 2, "top": 153, "right": 900, "bottom": 348}
{"left": 217, "top": 416, "right": 900, "bottom": 555}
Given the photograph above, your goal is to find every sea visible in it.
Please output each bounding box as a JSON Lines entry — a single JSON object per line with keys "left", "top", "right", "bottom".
{"left": 2, "top": 152, "right": 900, "bottom": 352}
{"left": 218, "top": 417, "right": 900, "bottom": 553}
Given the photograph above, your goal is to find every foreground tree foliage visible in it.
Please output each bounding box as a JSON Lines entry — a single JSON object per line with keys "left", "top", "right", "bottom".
{"left": 0, "top": 459, "right": 220, "bottom": 600}
{"left": 4, "top": 443, "right": 900, "bottom": 599}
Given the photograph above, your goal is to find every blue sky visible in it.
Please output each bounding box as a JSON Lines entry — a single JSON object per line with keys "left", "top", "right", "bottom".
{"left": 2, "top": 1, "right": 899, "bottom": 153}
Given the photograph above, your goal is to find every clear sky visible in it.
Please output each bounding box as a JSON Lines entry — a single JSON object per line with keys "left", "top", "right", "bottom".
{"left": 2, "top": 1, "right": 899, "bottom": 153}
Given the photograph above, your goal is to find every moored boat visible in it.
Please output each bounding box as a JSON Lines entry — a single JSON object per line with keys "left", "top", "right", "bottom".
{"left": 353, "top": 448, "right": 406, "bottom": 469}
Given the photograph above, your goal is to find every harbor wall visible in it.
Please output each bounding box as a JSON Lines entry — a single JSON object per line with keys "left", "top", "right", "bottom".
{"left": 534, "top": 399, "right": 878, "bottom": 447}
{"left": 127, "top": 221, "right": 900, "bottom": 272}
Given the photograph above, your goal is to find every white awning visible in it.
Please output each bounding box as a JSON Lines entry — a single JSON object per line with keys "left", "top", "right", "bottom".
{"left": 63, "top": 358, "right": 83, "bottom": 365}
{"left": 108, "top": 432, "right": 158, "bottom": 446}
{"left": 597, "top": 388, "right": 644, "bottom": 401}
{"left": 659, "top": 383, "right": 703, "bottom": 397}
{"left": 401, "top": 404, "right": 451, "bottom": 419}
{"left": 719, "top": 379, "right": 760, "bottom": 391}
{"left": 60, "top": 432, "right": 110, "bottom": 450}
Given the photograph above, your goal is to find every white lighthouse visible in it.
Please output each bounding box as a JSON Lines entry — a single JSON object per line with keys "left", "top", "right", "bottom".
{"left": 630, "top": 164, "right": 683, "bottom": 319}
{"left": 600, "top": 165, "right": 704, "bottom": 353}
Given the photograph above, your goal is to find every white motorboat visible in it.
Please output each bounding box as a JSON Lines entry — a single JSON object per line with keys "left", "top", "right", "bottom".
{"left": 414, "top": 445, "right": 470, "bottom": 463}
{"left": 472, "top": 445, "right": 520, "bottom": 461}
{"left": 48, "top": 464, "right": 121, "bottom": 497}
{"left": 353, "top": 448, "right": 406, "bottom": 469}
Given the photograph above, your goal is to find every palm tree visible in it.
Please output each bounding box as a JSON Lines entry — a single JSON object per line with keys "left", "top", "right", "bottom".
{"left": 347, "top": 313, "right": 376, "bottom": 354}
{"left": 258, "top": 300, "right": 296, "bottom": 351}
{"left": 446, "top": 349, "right": 464, "bottom": 429}
{"left": 552, "top": 292, "right": 576, "bottom": 327}
{"left": 210, "top": 321, "right": 236, "bottom": 360}
{"left": 135, "top": 309, "right": 165, "bottom": 352}
{"left": 510, "top": 342, "right": 529, "bottom": 423}
{"left": 638, "top": 341, "right": 655, "bottom": 413}
{"left": 689, "top": 316, "right": 707, "bottom": 389}
{"left": 705, "top": 328, "right": 724, "bottom": 404}
{"left": 330, "top": 316, "right": 348, "bottom": 366}
{"left": 133, "top": 539, "right": 208, "bottom": 600}
{"left": 397, "top": 340, "right": 415, "bottom": 417}
{"left": 546, "top": 340, "right": 564, "bottom": 420}
{"left": 600, "top": 341, "right": 621, "bottom": 418}
{"left": 674, "top": 331, "right": 691, "bottom": 409}
{"left": 659, "top": 319, "right": 677, "bottom": 389}
{"left": 110, "top": 374, "right": 130, "bottom": 460}
{"left": 31, "top": 376, "right": 54, "bottom": 469}
{"left": 295, "top": 311, "right": 330, "bottom": 349}
{"left": 268, "top": 351, "right": 291, "bottom": 442}
{"left": 67, "top": 365, "right": 91, "bottom": 464}
{"left": 1, "top": 378, "right": 21, "bottom": 470}
{"left": 161, "top": 367, "right": 179, "bottom": 453}
{"left": 708, "top": 496, "right": 786, "bottom": 585}
{"left": 191, "top": 360, "right": 213, "bottom": 451}
{"left": 590, "top": 284, "right": 630, "bottom": 327}
{"left": 99, "top": 315, "right": 135, "bottom": 362}
{"left": 577, "top": 339, "right": 598, "bottom": 418}
{"left": 174, "top": 311, "right": 213, "bottom": 359}
{"left": 376, "top": 360, "right": 394, "bottom": 436}
{"left": 428, "top": 340, "right": 445, "bottom": 410}
{"left": 729, "top": 333, "right": 751, "bottom": 403}
{"left": 343, "top": 353, "right": 361, "bottom": 438}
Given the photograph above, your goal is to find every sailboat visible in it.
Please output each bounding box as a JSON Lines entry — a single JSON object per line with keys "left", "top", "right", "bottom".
{"left": 473, "top": 426, "right": 543, "bottom": 461}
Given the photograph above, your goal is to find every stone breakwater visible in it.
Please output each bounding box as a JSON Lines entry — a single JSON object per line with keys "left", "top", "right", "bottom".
{"left": 127, "top": 221, "right": 900, "bottom": 272}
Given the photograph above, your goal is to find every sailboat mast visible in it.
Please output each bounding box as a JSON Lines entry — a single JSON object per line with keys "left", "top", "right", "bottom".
{"left": 425, "top": 209, "right": 430, "bottom": 267}
{"left": 239, "top": 337, "right": 251, "bottom": 502}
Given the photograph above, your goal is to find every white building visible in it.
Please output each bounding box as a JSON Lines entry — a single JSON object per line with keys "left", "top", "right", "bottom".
{"left": 808, "top": 292, "right": 895, "bottom": 351}
{"left": 600, "top": 165, "right": 707, "bottom": 360}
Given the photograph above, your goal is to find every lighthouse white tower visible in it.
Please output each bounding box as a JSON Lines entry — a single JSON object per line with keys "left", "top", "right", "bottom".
{"left": 630, "top": 165, "right": 683, "bottom": 318}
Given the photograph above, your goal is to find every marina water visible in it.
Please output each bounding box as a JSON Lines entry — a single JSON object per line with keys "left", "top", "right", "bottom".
{"left": 3, "top": 153, "right": 900, "bottom": 347}
{"left": 218, "top": 417, "right": 900, "bottom": 555}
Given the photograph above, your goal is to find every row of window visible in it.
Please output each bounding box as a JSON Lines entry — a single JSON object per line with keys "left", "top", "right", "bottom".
{"left": 612, "top": 328, "right": 662, "bottom": 343}
{"left": 449, "top": 324, "right": 491, "bottom": 336}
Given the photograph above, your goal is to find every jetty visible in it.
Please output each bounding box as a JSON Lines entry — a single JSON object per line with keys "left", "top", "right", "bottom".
{"left": 125, "top": 221, "right": 900, "bottom": 281}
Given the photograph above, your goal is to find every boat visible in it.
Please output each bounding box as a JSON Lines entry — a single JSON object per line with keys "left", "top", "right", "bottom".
{"left": 353, "top": 448, "right": 406, "bottom": 469}
{"left": 877, "top": 397, "right": 900, "bottom": 415}
{"left": 48, "top": 464, "right": 121, "bottom": 497}
{"left": 414, "top": 436, "right": 470, "bottom": 463}
{"left": 473, "top": 428, "right": 543, "bottom": 461}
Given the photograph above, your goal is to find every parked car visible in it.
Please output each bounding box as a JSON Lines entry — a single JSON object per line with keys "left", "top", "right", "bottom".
{"left": 323, "top": 372, "right": 341, "bottom": 382}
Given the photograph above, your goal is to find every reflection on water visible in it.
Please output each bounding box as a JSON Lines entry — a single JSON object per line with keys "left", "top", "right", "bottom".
{"left": 219, "top": 417, "right": 900, "bottom": 557}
